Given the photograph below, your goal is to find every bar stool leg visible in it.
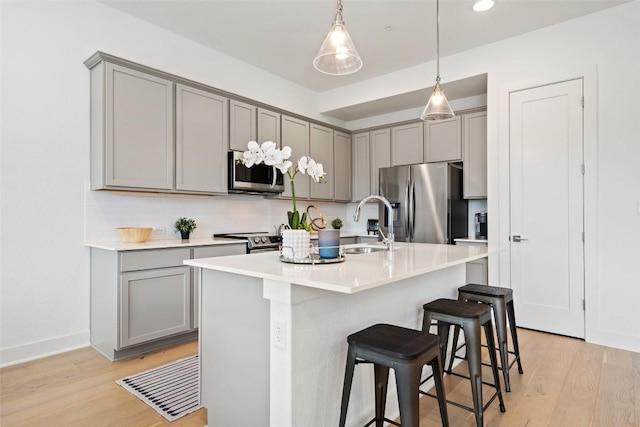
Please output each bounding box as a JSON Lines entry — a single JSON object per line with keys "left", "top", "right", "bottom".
{"left": 506, "top": 300, "right": 524, "bottom": 374}
{"left": 395, "top": 363, "right": 422, "bottom": 427}
{"left": 373, "top": 364, "right": 390, "bottom": 427}
{"left": 446, "top": 325, "right": 462, "bottom": 373}
{"left": 483, "top": 322, "right": 506, "bottom": 413}
{"left": 429, "top": 354, "right": 450, "bottom": 427}
{"left": 492, "top": 300, "right": 511, "bottom": 392}
{"left": 339, "top": 346, "right": 357, "bottom": 427}
{"left": 463, "top": 322, "right": 484, "bottom": 427}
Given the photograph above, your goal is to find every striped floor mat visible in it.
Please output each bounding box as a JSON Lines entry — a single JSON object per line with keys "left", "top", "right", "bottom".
{"left": 116, "top": 354, "right": 200, "bottom": 422}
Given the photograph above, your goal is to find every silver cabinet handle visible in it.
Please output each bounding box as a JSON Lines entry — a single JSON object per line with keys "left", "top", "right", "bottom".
{"left": 512, "top": 235, "right": 528, "bottom": 242}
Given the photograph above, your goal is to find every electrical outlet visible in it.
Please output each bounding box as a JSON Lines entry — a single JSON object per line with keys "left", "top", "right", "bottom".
{"left": 273, "top": 319, "right": 286, "bottom": 350}
{"left": 153, "top": 227, "right": 166, "bottom": 235}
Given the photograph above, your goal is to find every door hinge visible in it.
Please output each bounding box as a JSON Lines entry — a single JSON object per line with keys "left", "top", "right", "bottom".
{"left": 581, "top": 96, "right": 584, "bottom": 108}
{"left": 583, "top": 299, "right": 585, "bottom": 310}
{"left": 581, "top": 164, "right": 585, "bottom": 175}
{"left": 582, "top": 231, "right": 585, "bottom": 242}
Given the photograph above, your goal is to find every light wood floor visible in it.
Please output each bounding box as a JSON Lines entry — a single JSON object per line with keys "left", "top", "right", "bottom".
{"left": 1, "top": 329, "right": 638, "bottom": 426}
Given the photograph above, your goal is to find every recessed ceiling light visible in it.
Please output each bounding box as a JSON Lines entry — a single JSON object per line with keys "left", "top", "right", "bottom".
{"left": 473, "top": 0, "right": 495, "bottom": 12}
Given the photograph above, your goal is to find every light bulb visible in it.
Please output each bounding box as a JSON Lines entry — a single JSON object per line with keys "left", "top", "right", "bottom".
{"left": 431, "top": 93, "right": 444, "bottom": 105}
{"left": 335, "top": 46, "right": 349, "bottom": 60}
{"left": 473, "top": 0, "right": 494, "bottom": 12}
{"left": 330, "top": 25, "right": 346, "bottom": 46}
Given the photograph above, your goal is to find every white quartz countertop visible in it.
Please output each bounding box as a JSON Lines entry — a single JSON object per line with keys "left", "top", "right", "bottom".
{"left": 86, "top": 237, "right": 246, "bottom": 251}
{"left": 454, "top": 237, "right": 488, "bottom": 244}
{"left": 185, "top": 242, "right": 491, "bottom": 294}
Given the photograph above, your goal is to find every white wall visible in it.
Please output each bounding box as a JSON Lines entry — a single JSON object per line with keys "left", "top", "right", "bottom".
{"left": 0, "top": 0, "right": 357, "bottom": 366}
{"left": 2, "top": 0, "right": 639, "bottom": 366}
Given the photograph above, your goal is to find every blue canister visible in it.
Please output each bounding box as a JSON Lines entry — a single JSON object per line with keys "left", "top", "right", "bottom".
{"left": 318, "top": 229, "right": 340, "bottom": 259}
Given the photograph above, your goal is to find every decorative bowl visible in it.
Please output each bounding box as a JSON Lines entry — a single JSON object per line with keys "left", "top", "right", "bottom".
{"left": 116, "top": 227, "right": 153, "bottom": 243}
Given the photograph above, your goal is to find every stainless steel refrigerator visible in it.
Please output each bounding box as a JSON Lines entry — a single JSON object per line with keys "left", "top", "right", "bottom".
{"left": 379, "top": 163, "right": 468, "bottom": 244}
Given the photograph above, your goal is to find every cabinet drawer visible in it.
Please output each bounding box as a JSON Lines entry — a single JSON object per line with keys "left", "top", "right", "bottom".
{"left": 120, "top": 248, "right": 191, "bottom": 272}
{"left": 193, "top": 244, "right": 246, "bottom": 258}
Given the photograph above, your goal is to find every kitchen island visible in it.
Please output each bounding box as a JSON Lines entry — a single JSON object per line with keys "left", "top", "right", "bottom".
{"left": 185, "top": 242, "right": 490, "bottom": 427}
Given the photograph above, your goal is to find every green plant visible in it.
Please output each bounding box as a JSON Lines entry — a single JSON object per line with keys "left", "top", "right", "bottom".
{"left": 331, "top": 218, "right": 344, "bottom": 229}
{"left": 174, "top": 217, "right": 197, "bottom": 233}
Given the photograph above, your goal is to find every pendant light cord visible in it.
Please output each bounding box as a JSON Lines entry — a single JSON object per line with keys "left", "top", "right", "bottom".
{"left": 436, "top": 0, "right": 441, "bottom": 83}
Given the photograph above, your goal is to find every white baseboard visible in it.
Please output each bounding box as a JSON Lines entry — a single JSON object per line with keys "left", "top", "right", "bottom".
{"left": 0, "top": 330, "right": 90, "bottom": 368}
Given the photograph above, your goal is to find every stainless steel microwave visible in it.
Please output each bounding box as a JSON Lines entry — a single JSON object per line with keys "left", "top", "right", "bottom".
{"left": 228, "top": 151, "right": 285, "bottom": 194}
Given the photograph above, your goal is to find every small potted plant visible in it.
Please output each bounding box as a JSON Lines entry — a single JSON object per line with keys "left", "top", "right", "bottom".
{"left": 174, "top": 217, "right": 197, "bottom": 240}
{"left": 331, "top": 217, "right": 344, "bottom": 230}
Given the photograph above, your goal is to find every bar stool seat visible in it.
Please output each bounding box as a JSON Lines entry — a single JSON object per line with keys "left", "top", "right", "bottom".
{"left": 422, "top": 299, "right": 505, "bottom": 427}
{"left": 449, "top": 284, "right": 524, "bottom": 392}
{"left": 339, "top": 323, "right": 449, "bottom": 427}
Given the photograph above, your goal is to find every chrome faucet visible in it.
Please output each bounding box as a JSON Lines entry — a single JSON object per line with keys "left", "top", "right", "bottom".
{"left": 353, "top": 195, "right": 394, "bottom": 250}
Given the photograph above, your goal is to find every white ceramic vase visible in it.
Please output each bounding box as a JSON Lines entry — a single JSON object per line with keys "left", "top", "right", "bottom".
{"left": 281, "top": 229, "right": 311, "bottom": 259}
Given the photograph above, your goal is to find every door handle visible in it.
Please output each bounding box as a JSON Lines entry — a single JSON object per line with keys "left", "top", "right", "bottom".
{"left": 512, "top": 235, "right": 529, "bottom": 242}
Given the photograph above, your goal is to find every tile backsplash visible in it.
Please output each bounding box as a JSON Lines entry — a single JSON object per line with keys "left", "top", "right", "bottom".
{"left": 84, "top": 183, "right": 368, "bottom": 242}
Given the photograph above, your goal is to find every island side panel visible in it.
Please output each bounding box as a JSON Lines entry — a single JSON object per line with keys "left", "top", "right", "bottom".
{"left": 199, "top": 269, "right": 270, "bottom": 426}
{"left": 265, "top": 264, "right": 465, "bottom": 427}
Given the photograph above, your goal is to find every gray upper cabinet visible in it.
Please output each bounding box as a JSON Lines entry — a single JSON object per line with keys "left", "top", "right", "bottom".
{"left": 257, "top": 108, "right": 281, "bottom": 146}
{"left": 391, "top": 122, "right": 424, "bottom": 166}
{"left": 175, "top": 84, "right": 228, "bottom": 194}
{"left": 281, "top": 115, "right": 310, "bottom": 199}
{"left": 310, "top": 124, "right": 334, "bottom": 200}
{"left": 370, "top": 129, "right": 391, "bottom": 195}
{"left": 229, "top": 100, "right": 257, "bottom": 152}
{"left": 424, "top": 116, "right": 462, "bottom": 162}
{"left": 93, "top": 62, "right": 174, "bottom": 190}
{"left": 463, "top": 111, "right": 488, "bottom": 199}
{"left": 333, "top": 131, "right": 352, "bottom": 202}
{"left": 352, "top": 132, "right": 371, "bottom": 201}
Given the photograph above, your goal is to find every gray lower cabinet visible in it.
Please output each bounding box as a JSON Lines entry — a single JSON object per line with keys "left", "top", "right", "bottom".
{"left": 120, "top": 265, "right": 191, "bottom": 348}
{"left": 90, "top": 243, "right": 245, "bottom": 361}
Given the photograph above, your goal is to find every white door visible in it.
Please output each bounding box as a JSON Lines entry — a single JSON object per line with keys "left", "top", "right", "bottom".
{"left": 509, "top": 79, "right": 585, "bottom": 338}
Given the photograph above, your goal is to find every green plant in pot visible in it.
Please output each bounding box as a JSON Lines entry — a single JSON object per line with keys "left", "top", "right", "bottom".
{"left": 331, "top": 218, "right": 344, "bottom": 229}
{"left": 174, "top": 217, "right": 197, "bottom": 240}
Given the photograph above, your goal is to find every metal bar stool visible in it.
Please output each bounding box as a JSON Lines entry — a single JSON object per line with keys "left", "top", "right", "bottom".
{"left": 421, "top": 299, "right": 505, "bottom": 427}
{"left": 339, "top": 323, "right": 449, "bottom": 427}
{"left": 448, "top": 284, "right": 524, "bottom": 392}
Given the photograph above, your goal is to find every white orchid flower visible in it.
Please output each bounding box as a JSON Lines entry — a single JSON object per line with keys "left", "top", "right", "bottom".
{"left": 306, "top": 158, "right": 326, "bottom": 183}
{"left": 281, "top": 146, "right": 292, "bottom": 160}
{"left": 276, "top": 160, "right": 293, "bottom": 175}
{"left": 298, "top": 156, "right": 309, "bottom": 175}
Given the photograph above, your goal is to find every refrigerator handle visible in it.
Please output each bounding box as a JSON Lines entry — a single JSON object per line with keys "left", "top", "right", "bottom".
{"left": 407, "top": 176, "right": 414, "bottom": 240}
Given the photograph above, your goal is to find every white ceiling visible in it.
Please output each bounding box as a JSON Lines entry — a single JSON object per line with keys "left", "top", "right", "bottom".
{"left": 100, "top": 0, "right": 627, "bottom": 120}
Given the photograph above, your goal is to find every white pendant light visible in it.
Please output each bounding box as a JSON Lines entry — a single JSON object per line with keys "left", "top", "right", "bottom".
{"left": 420, "top": 0, "right": 455, "bottom": 121}
{"left": 313, "top": 0, "right": 362, "bottom": 76}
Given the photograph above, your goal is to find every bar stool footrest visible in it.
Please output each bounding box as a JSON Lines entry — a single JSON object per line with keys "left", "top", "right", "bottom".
{"left": 363, "top": 417, "right": 401, "bottom": 427}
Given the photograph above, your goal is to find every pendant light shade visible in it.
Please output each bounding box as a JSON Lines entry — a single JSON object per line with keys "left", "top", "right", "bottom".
{"left": 421, "top": 0, "right": 455, "bottom": 121}
{"left": 313, "top": 0, "right": 362, "bottom": 75}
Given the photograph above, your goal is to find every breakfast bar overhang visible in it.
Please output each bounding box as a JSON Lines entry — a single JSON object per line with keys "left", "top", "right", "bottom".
{"left": 185, "top": 242, "right": 491, "bottom": 427}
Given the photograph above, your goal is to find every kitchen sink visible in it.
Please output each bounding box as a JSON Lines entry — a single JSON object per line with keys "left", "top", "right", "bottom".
{"left": 345, "top": 246, "right": 388, "bottom": 254}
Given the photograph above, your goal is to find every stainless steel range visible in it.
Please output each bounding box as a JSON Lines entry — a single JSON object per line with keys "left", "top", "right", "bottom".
{"left": 217, "top": 232, "right": 282, "bottom": 253}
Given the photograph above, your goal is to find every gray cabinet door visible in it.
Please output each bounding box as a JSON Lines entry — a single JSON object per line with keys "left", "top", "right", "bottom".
{"left": 370, "top": 128, "right": 391, "bottom": 195}
{"left": 391, "top": 122, "right": 424, "bottom": 166}
{"left": 175, "top": 84, "right": 228, "bottom": 194}
{"left": 104, "top": 63, "right": 174, "bottom": 190}
{"left": 334, "top": 131, "right": 352, "bottom": 202}
{"left": 281, "top": 115, "right": 310, "bottom": 199}
{"left": 463, "top": 111, "right": 488, "bottom": 199}
{"left": 258, "top": 108, "right": 281, "bottom": 145}
{"left": 310, "top": 123, "right": 334, "bottom": 200}
{"left": 425, "top": 116, "right": 462, "bottom": 162}
{"left": 119, "top": 266, "right": 191, "bottom": 348}
{"left": 229, "top": 100, "right": 257, "bottom": 152}
{"left": 352, "top": 132, "right": 371, "bottom": 201}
